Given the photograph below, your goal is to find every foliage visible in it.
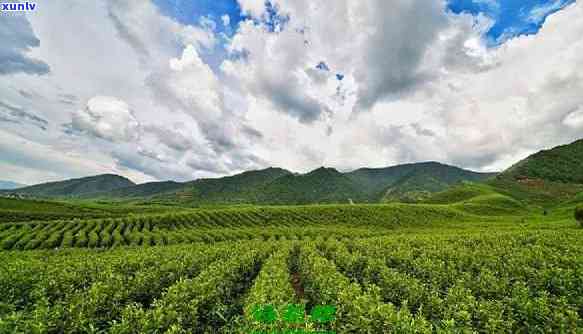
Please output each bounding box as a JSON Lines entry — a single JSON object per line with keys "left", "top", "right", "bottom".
{"left": 0, "top": 204, "right": 467, "bottom": 250}
{"left": 1, "top": 212, "right": 583, "bottom": 332}
{"left": 4, "top": 163, "right": 497, "bottom": 206}
{"left": 501, "top": 139, "right": 583, "bottom": 184}
{"left": 3, "top": 174, "right": 135, "bottom": 198}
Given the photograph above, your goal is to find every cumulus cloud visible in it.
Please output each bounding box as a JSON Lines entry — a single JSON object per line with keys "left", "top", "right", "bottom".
{"left": 70, "top": 96, "right": 140, "bottom": 142}
{"left": 2, "top": 0, "right": 583, "bottom": 184}
{"left": 148, "top": 43, "right": 263, "bottom": 155}
{"left": 223, "top": 20, "right": 332, "bottom": 123}
{"left": 0, "top": 14, "right": 50, "bottom": 75}
{"left": 107, "top": 0, "right": 215, "bottom": 66}
{"left": 352, "top": 0, "right": 449, "bottom": 112}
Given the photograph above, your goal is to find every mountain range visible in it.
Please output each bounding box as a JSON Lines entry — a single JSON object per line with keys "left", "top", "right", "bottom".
{"left": 1, "top": 162, "right": 495, "bottom": 205}
{"left": 4, "top": 138, "right": 583, "bottom": 206}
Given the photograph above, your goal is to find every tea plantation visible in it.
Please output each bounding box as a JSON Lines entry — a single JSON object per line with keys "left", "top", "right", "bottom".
{"left": 1, "top": 200, "right": 583, "bottom": 333}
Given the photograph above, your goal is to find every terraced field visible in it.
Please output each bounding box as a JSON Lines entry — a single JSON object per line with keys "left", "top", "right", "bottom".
{"left": 0, "top": 205, "right": 466, "bottom": 251}
{"left": 2, "top": 227, "right": 583, "bottom": 333}
{"left": 1, "top": 202, "right": 582, "bottom": 333}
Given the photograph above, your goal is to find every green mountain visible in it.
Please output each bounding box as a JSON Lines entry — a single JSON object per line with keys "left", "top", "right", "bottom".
{"left": 488, "top": 139, "right": 583, "bottom": 207}
{"left": 4, "top": 174, "right": 135, "bottom": 198}
{"left": 347, "top": 162, "right": 497, "bottom": 202}
{"left": 3, "top": 163, "right": 497, "bottom": 205}
{"left": 255, "top": 167, "right": 369, "bottom": 205}
{"left": 163, "top": 163, "right": 493, "bottom": 205}
{"left": 166, "top": 167, "right": 293, "bottom": 204}
{"left": 0, "top": 180, "right": 26, "bottom": 190}
{"left": 81, "top": 181, "right": 184, "bottom": 199}
{"left": 421, "top": 139, "right": 583, "bottom": 211}
{"left": 500, "top": 139, "right": 583, "bottom": 184}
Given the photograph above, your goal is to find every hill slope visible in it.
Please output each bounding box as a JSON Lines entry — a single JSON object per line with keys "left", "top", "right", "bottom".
{"left": 422, "top": 182, "right": 527, "bottom": 216}
{"left": 81, "top": 181, "right": 185, "bottom": 199}
{"left": 165, "top": 167, "right": 293, "bottom": 204}
{"left": 347, "top": 162, "right": 497, "bottom": 202}
{"left": 501, "top": 139, "right": 583, "bottom": 184}
{"left": 5, "top": 174, "right": 135, "bottom": 198}
{"left": 3, "top": 163, "right": 498, "bottom": 205}
{"left": 256, "top": 167, "right": 369, "bottom": 204}
{"left": 488, "top": 139, "right": 583, "bottom": 207}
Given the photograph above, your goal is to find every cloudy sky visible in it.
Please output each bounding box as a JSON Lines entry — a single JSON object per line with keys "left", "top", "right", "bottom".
{"left": 0, "top": 0, "right": 581, "bottom": 184}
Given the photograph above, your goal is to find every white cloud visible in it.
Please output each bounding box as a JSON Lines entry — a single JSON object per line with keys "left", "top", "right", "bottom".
{"left": 1, "top": 0, "right": 583, "bottom": 184}
{"left": 222, "top": 15, "right": 231, "bottom": 27}
{"left": 0, "top": 14, "right": 50, "bottom": 75}
{"left": 237, "top": 0, "right": 266, "bottom": 17}
{"left": 71, "top": 96, "right": 140, "bottom": 142}
{"left": 563, "top": 106, "right": 583, "bottom": 128}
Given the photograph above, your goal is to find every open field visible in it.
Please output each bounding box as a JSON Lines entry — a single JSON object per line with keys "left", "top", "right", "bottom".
{"left": 1, "top": 195, "right": 582, "bottom": 333}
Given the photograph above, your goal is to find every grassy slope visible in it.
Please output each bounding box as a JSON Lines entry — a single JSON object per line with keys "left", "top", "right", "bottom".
{"left": 348, "top": 162, "right": 497, "bottom": 203}
{"left": 158, "top": 167, "right": 370, "bottom": 206}
{"left": 421, "top": 182, "right": 529, "bottom": 216}
{"left": 255, "top": 168, "right": 370, "bottom": 204}
{"left": 166, "top": 167, "right": 292, "bottom": 204}
{"left": 81, "top": 181, "right": 185, "bottom": 200}
{"left": 5, "top": 174, "right": 135, "bottom": 198}
{"left": 503, "top": 139, "right": 583, "bottom": 184}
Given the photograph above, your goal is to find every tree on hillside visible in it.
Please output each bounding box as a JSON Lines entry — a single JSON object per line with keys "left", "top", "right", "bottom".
{"left": 576, "top": 206, "right": 583, "bottom": 227}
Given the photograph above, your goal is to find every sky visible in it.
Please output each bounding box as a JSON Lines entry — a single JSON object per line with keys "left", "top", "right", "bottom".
{"left": 0, "top": 0, "right": 582, "bottom": 184}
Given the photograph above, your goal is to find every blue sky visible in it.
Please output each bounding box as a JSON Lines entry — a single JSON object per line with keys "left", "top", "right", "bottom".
{"left": 1, "top": 0, "right": 582, "bottom": 184}
{"left": 154, "top": 0, "right": 575, "bottom": 46}
{"left": 153, "top": 0, "right": 246, "bottom": 35}
{"left": 447, "top": 0, "right": 576, "bottom": 45}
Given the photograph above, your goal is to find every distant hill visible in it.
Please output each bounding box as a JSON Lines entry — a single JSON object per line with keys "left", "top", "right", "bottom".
{"left": 347, "top": 162, "right": 497, "bottom": 202}
{"left": 500, "top": 139, "right": 583, "bottom": 184}
{"left": 488, "top": 139, "right": 583, "bottom": 207}
{"left": 163, "top": 163, "right": 494, "bottom": 205}
{"left": 255, "top": 167, "right": 370, "bottom": 204}
{"left": 82, "top": 181, "right": 185, "bottom": 199}
{"left": 166, "top": 167, "right": 293, "bottom": 204}
{"left": 4, "top": 174, "right": 135, "bottom": 198}
{"left": 421, "top": 181, "right": 527, "bottom": 216}
{"left": 0, "top": 180, "right": 26, "bottom": 190}
{"left": 3, "top": 163, "right": 497, "bottom": 205}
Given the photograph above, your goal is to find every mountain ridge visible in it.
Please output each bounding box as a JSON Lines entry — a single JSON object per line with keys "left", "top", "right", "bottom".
{"left": 2, "top": 163, "right": 496, "bottom": 204}
{"left": 2, "top": 174, "right": 136, "bottom": 198}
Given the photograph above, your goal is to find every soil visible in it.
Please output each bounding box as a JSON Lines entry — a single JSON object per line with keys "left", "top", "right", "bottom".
{"left": 290, "top": 272, "right": 305, "bottom": 299}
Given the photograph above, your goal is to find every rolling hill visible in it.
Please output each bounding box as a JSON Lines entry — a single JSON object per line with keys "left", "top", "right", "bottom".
{"left": 347, "top": 162, "right": 497, "bottom": 202}
{"left": 253, "top": 167, "right": 370, "bottom": 204}
{"left": 419, "top": 139, "right": 583, "bottom": 210}
{"left": 489, "top": 138, "right": 583, "bottom": 206}
{"left": 81, "top": 181, "right": 185, "bottom": 199}
{"left": 148, "top": 163, "right": 495, "bottom": 205}
{"left": 2, "top": 174, "right": 135, "bottom": 198}
{"left": 168, "top": 167, "right": 292, "bottom": 204}
{"left": 500, "top": 139, "right": 583, "bottom": 184}
{"left": 4, "top": 163, "right": 497, "bottom": 205}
